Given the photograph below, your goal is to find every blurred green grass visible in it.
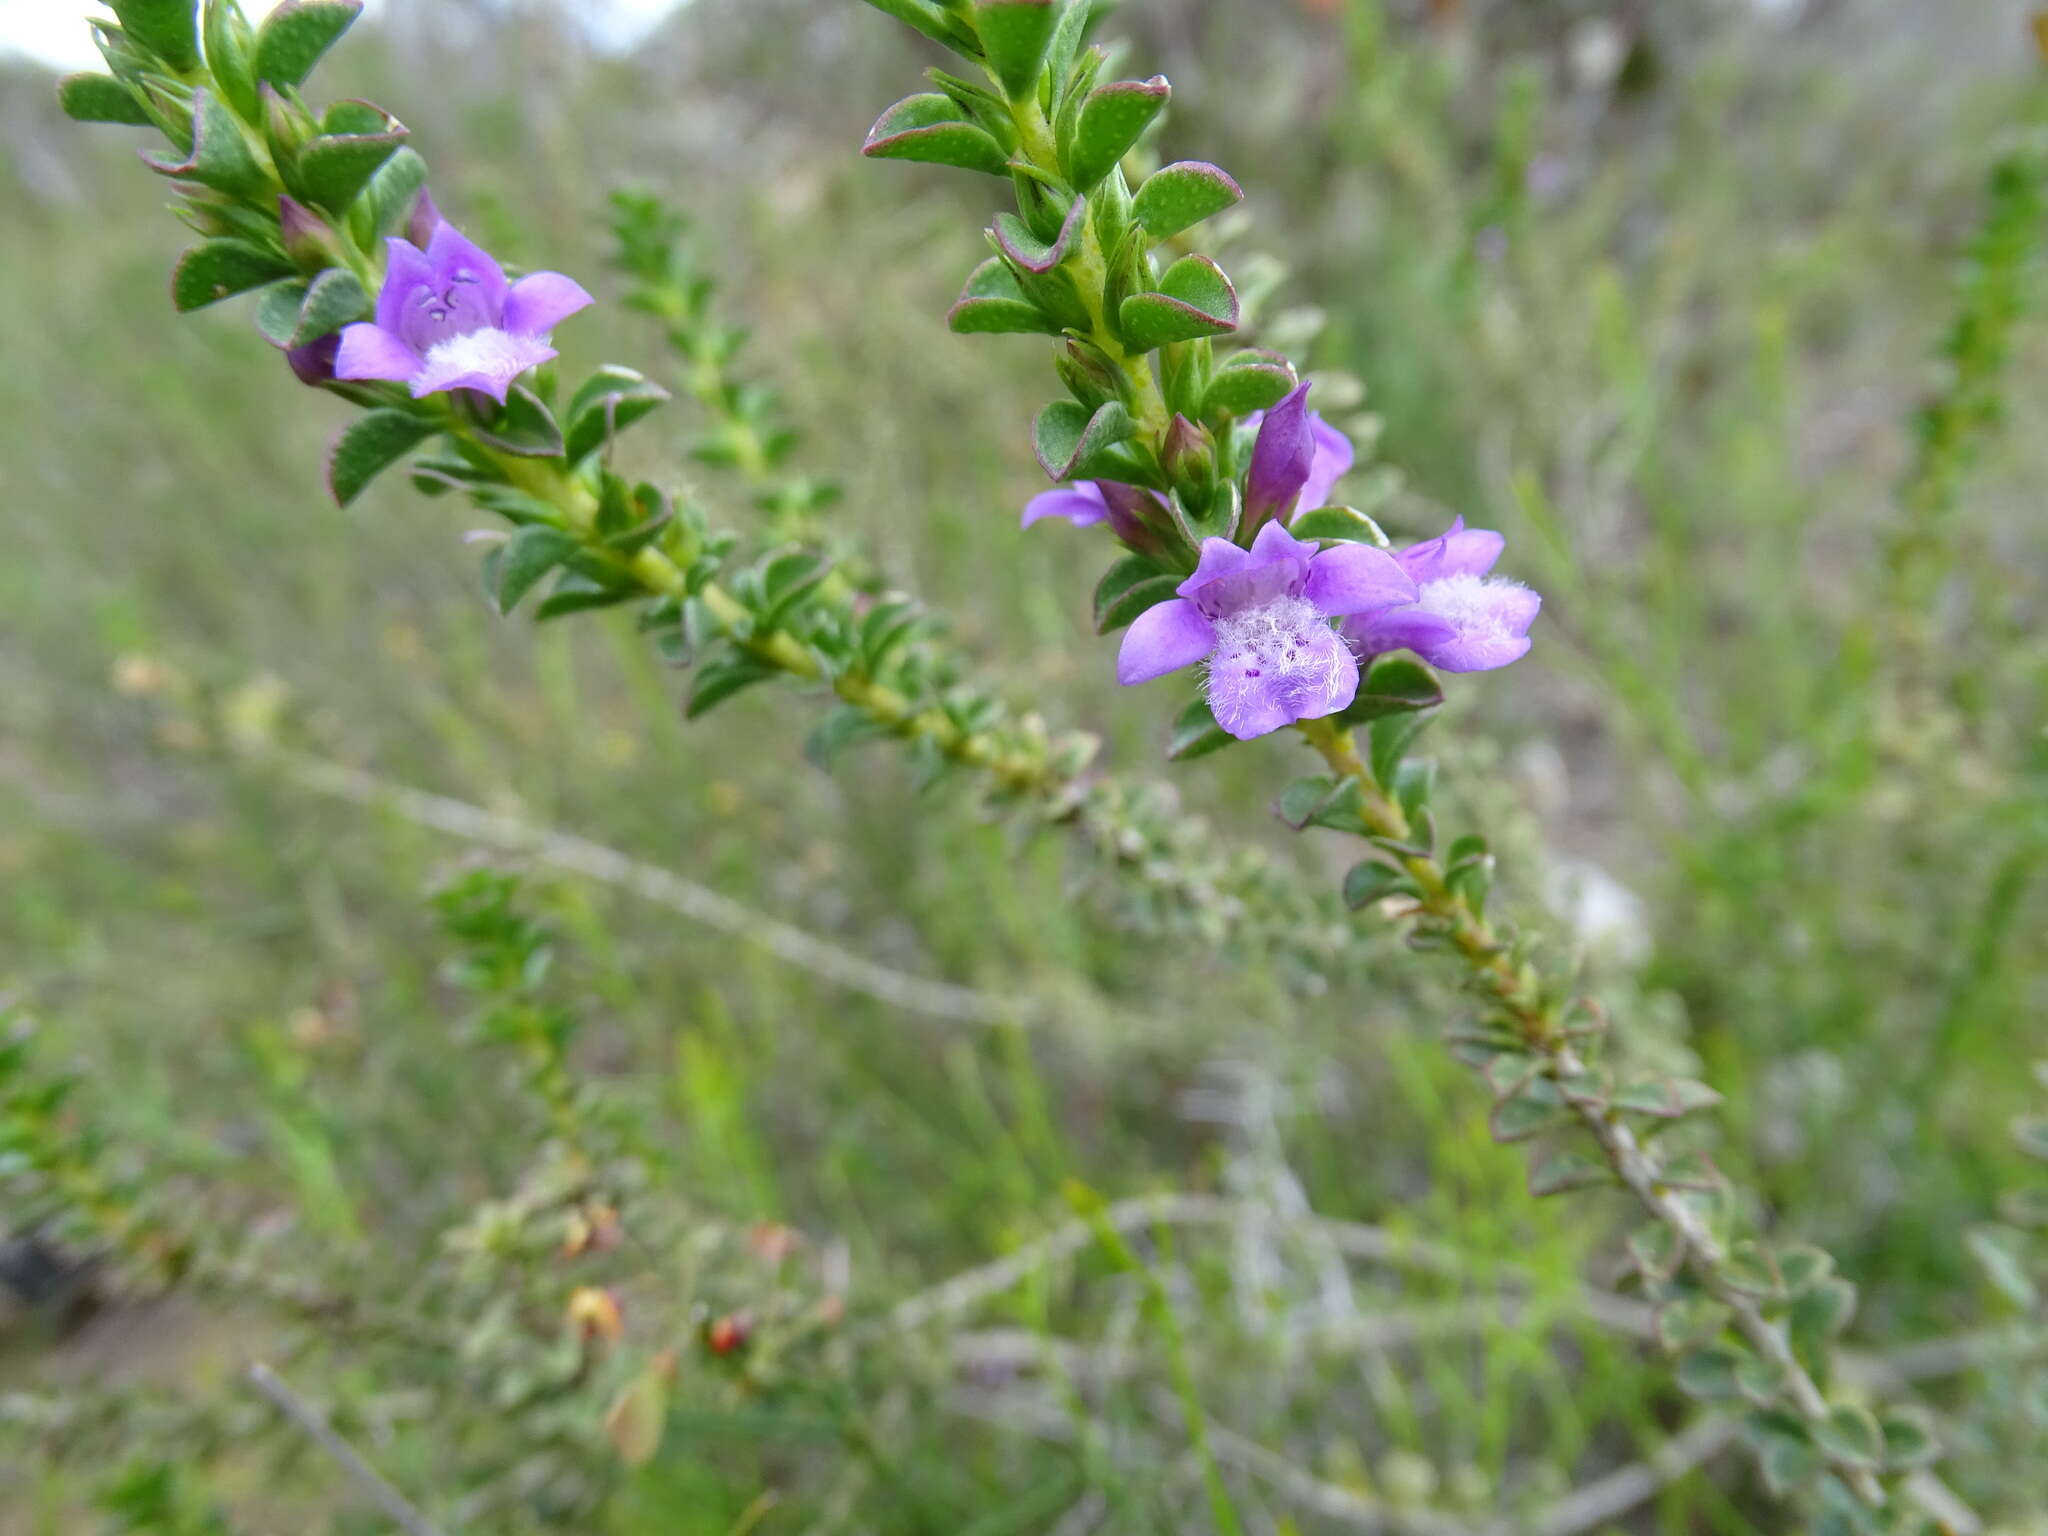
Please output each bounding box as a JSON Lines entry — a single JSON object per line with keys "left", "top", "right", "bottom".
{"left": 2, "top": 0, "right": 2046, "bottom": 1528}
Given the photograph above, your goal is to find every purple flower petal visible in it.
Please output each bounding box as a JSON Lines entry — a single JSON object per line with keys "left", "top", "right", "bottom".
{"left": 503, "top": 271, "right": 595, "bottom": 337}
{"left": 334, "top": 321, "right": 422, "bottom": 384}
{"left": 1117, "top": 597, "right": 1216, "bottom": 686}
{"left": 1303, "top": 542, "right": 1419, "bottom": 616}
{"left": 1297, "top": 414, "right": 1356, "bottom": 517}
{"left": 1396, "top": 516, "right": 1506, "bottom": 584}
{"left": 376, "top": 236, "right": 435, "bottom": 336}
{"left": 409, "top": 328, "right": 557, "bottom": 402}
{"left": 425, "top": 219, "right": 509, "bottom": 320}
{"left": 407, "top": 190, "right": 445, "bottom": 250}
{"left": 1245, "top": 382, "right": 1315, "bottom": 524}
{"left": 1343, "top": 606, "right": 1462, "bottom": 662}
{"left": 287, "top": 333, "right": 340, "bottom": 387}
{"left": 1348, "top": 574, "right": 1540, "bottom": 673}
{"left": 1022, "top": 484, "right": 1110, "bottom": 529}
{"left": 1206, "top": 618, "right": 1358, "bottom": 740}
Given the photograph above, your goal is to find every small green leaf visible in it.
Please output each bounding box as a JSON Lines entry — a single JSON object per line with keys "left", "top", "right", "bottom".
{"left": 1776, "top": 1244, "right": 1835, "bottom": 1296}
{"left": 688, "top": 658, "right": 779, "bottom": 719}
{"left": 171, "top": 239, "right": 294, "bottom": 312}
{"left": 1490, "top": 1092, "right": 1570, "bottom": 1144}
{"left": 1813, "top": 1404, "right": 1882, "bottom": 1470}
{"left": 1759, "top": 1436, "right": 1819, "bottom": 1495}
{"left": 1343, "top": 860, "right": 1417, "bottom": 910}
{"left": 108, "top": 0, "right": 202, "bottom": 71}
{"left": 145, "top": 90, "right": 266, "bottom": 198}
{"left": 1168, "top": 696, "right": 1233, "bottom": 761}
{"left": 1093, "top": 554, "right": 1169, "bottom": 634}
{"left": 57, "top": 73, "right": 152, "bottom": 126}
{"left": 1676, "top": 1344, "right": 1747, "bottom": 1401}
{"left": 290, "top": 115, "right": 407, "bottom": 214}
{"left": 1656, "top": 1294, "right": 1731, "bottom": 1351}
{"left": 1788, "top": 1276, "right": 1858, "bottom": 1356}
{"left": 975, "top": 0, "right": 1058, "bottom": 99}
{"left": 255, "top": 0, "right": 364, "bottom": 89}
{"left": 287, "top": 266, "right": 368, "bottom": 346}
{"left": 347, "top": 146, "right": 427, "bottom": 246}
{"left": 1096, "top": 574, "right": 1180, "bottom": 636}
{"left": 993, "top": 199, "right": 1082, "bottom": 274}
{"left": 565, "top": 366, "right": 671, "bottom": 463}
{"left": 858, "top": 0, "right": 976, "bottom": 53}
{"left": 1067, "top": 76, "right": 1170, "bottom": 193}
{"left": 1653, "top": 1150, "right": 1726, "bottom": 1193}
{"left": 1722, "top": 1240, "right": 1783, "bottom": 1298}
{"left": 1369, "top": 709, "right": 1431, "bottom": 788}
{"left": 1341, "top": 656, "right": 1443, "bottom": 724}
{"left": 473, "top": 387, "right": 565, "bottom": 460}
{"left": 759, "top": 551, "right": 832, "bottom": 629}
{"left": 1034, "top": 398, "right": 1134, "bottom": 481}
{"left": 1275, "top": 774, "right": 1342, "bottom": 831}
{"left": 1627, "top": 1223, "right": 1684, "bottom": 1282}
{"left": 1202, "top": 351, "right": 1297, "bottom": 417}
{"left": 1877, "top": 1406, "right": 1941, "bottom": 1471}
{"left": 949, "top": 257, "right": 1061, "bottom": 336}
{"left": 490, "top": 526, "right": 582, "bottom": 615}
{"left": 863, "top": 94, "right": 1011, "bottom": 177}
{"left": 1291, "top": 505, "right": 1390, "bottom": 545}
{"left": 1528, "top": 1148, "right": 1614, "bottom": 1198}
{"left": 1132, "top": 160, "right": 1243, "bottom": 241}
{"left": 326, "top": 410, "right": 437, "bottom": 507}
{"left": 255, "top": 280, "right": 310, "bottom": 346}
{"left": 1119, "top": 254, "right": 1239, "bottom": 351}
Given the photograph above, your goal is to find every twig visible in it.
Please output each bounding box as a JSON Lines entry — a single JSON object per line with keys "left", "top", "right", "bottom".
{"left": 266, "top": 749, "right": 1139, "bottom": 1033}
{"left": 246, "top": 1363, "right": 446, "bottom": 1536}
{"left": 879, "top": 1193, "right": 1652, "bottom": 1339}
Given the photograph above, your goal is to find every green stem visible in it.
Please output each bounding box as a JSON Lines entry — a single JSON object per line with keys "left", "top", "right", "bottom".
{"left": 1294, "top": 716, "right": 1892, "bottom": 1511}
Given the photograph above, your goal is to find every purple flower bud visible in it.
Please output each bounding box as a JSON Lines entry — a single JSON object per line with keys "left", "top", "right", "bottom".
{"left": 334, "top": 217, "right": 593, "bottom": 404}
{"left": 286, "top": 332, "right": 340, "bottom": 387}
{"left": 1022, "top": 479, "right": 1167, "bottom": 557}
{"left": 1243, "top": 384, "right": 1357, "bottom": 530}
{"left": 1116, "top": 521, "right": 1418, "bottom": 740}
{"left": 1342, "top": 518, "right": 1541, "bottom": 673}
{"left": 407, "top": 189, "right": 445, "bottom": 250}
{"left": 278, "top": 194, "right": 338, "bottom": 268}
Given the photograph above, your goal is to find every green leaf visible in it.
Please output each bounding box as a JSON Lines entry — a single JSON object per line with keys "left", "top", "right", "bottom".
{"left": 1338, "top": 860, "right": 1411, "bottom": 912}
{"left": 1291, "top": 505, "right": 1390, "bottom": 545}
{"left": 1759, "top": 1436, "right": 1819, "bottom": 1495}
{"left": 1369, "top": 709, "right": 1431, "bottom": 788}
{"left": 1676, "top": 1344, "right": 1747, "bottom": 1401}
{"left": 993, "top": 199, "right": 1082, "bottom": 274}
{"left": 1067, "top": 76, "right": 1170, "bottom": 193}
{"left": 688, "top": 659, "right": 779, "bottom": 719}
{"left": 171, "top": 239, "right": 293, "bottom": 312}
{"left": 473, "top": 387, "right": 566, "bottom": 460}
{"left": 1813, "top": 1404, "right": 1882, "bottom": 1470}
{"left": 1613, "top": 1076, "right": 1724, "bottom": 1119}
{"left": 1528, "top": 1148, "right": 1614, "bottom": 1198}
{"left": 1119, "top": 254, "right": 1239, "bottom": 351}
{"left": 1656, "top": 1294, "right": 1731, "bottom": 1351}
{"left": 1095, "top": 574, "right": 1179, "bottom": 636}
{"left": 145, "top": 89, "right": 266, "bottom": 198}
{"left": 565, "top": 366, "right": 672, "bottom": 464}
{"left": 1034, "top": 399, "right": 1134, "bottom": 481}
{"left": 346, "top": 146, "right": 427, "bottom": 246}
{"left": 535, "top": 583, "right": 636, "bottom": 622}
{"left": 1275, "top": 775, "right": 1366, "bottom": 833}
{"left": 975, "top": 0, "right": 1058, "bottom": 98}
{"left": 863, "top": 94, "right": 1011, "bottom": 177}
{"left": 1201, "top": 349, "right": 1297, "bottom": 417}
{"left": 1167, "top": 696, "right": 1232, "bottom": 761}
{"left": 255, "top": 0, "right": 364, "bottom": 89}
{"left": 2014, "top": 1113, "right": 2048, "bottom": 1162}
{"left": 290, "top": 114, "right": 407, "bottom": 215}
{"left": 857, "top": 0, "right": 977, "bottom": 53}
{"left": 1788, "top": 1276, "right": 1858, "bottom": 1356}
{"left": 949, "top": 257, "right": 1061, "bottom": 336}
{"left": 805, "top": 705, "right": 895, "bottom": 769}
{"left": 1093, "top": 554, "right": 1168, "bottom": 634}
{"left": 1490, "top": 1092, "right": 1570, "bottom": 1144}
{"left": 1132, "top": 160, "right": 1243, "bottom": 241}
{"left": 254, "top": 280, "right": 310, "bottom": 346}
{"left": 1626, "top": 1223, "right": 1684, "bottom": 1282}
{"left": 490, "top": 526, "right": 582, "bottom": 615}
{"left": 1877, "top": 1406, "right": 1941, "bottom": 1471}
{"left": 108, "top": 0, "right": 202, "bottom": 71}
{"left": 286, "top": 266, "right": 368, "bottom": 347}
{"left": 1722, "top": 1240, "right": 1783, "bottom": 1298}
{"left": 1775, "top": 1244, "right": 1835, "bottom": 1296}
{"left": 1653, "top": 1150, "right": 1726, "bottom": 1193}
{"left": 57, "top": 73, "right": 152, "bottom": 126}
{"left": 758, "top": 551, "right": 832, "bottom": 629}
{"left": 1340, "top": 656, "right": 1442, "bottom": 724}
{"left": 326, "top": 410, "right": 437, "bottom": 507}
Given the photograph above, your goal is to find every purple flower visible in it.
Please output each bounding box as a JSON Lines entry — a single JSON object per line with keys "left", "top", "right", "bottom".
{"left": 286, "top": 332, "right": 340, "bottom": 386}
{"left": 1243, "top": 384, "right": 1355, "bottom": 527}
{"left": 335, "top": 220, "right": 593, "bottom": 404}
{"left": 1118, "top": 522, "right": 1418, "bottom": 740}
{"left": 1343, "top": 517, "right": 1541, "bottom": 673}
{"left": 1022, "top": 479, "right": 1166, "bottom": 553}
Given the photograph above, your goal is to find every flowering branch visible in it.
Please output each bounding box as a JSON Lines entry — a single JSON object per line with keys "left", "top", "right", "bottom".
{"left": 847, "top": 0, "right": 1955, "bottom": 1524}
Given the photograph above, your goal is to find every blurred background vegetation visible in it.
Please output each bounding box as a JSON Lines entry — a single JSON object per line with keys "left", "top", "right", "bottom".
{"left": 2, "top": 0, "right": 2046, "bottom": 1530}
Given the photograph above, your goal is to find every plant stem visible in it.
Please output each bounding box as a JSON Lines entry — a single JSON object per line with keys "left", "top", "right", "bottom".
{"left": 1294, "top": 716, "right": 1890, "bottom": 1510}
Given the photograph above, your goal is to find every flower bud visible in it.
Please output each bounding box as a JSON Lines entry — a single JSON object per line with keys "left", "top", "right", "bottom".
{"left": 1161, "top": 413, "right": 1218, "bottom": 499}
{"left": 703, "top": 1313, "right": 751, "bottom": 1358}
{"left": 262, "top": 84, "right": 317, "bottom": 166}
{"left": 1054, "top": 339, "right": 1121, "bottom": 416}
{"left": 279, "top": 195, "right": 343, "bottom": 271}
{"left": 568, "top": 1286, "right": 625, "bottom": 1347}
